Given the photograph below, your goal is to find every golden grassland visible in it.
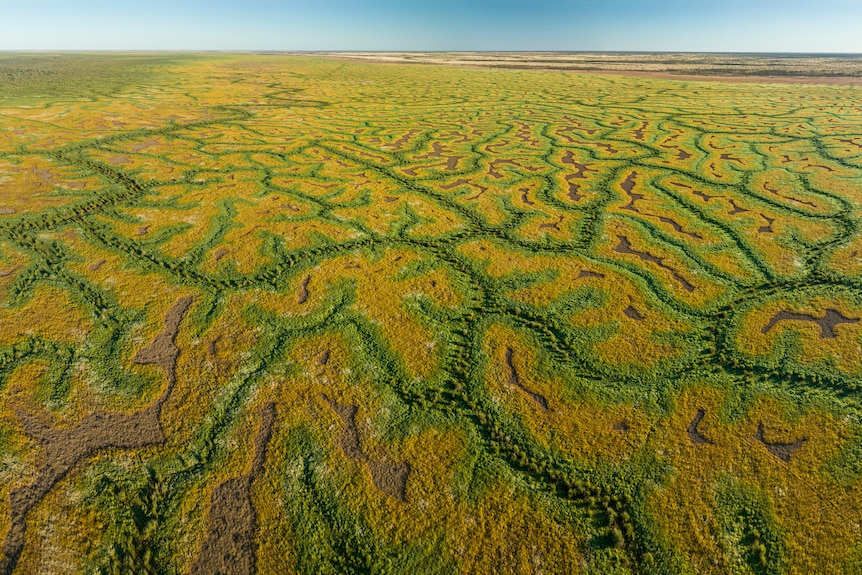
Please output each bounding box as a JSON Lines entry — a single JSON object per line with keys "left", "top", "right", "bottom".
{"left": 0, "top": 53, "right": 861, "bottom": 574}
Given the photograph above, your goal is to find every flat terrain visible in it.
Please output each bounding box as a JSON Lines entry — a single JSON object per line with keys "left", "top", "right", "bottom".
{"left": 0, "top": 53, "right": 861, "bottom": 574}
{"left": 316, "top": 51, "right": 862, "bottom": 83}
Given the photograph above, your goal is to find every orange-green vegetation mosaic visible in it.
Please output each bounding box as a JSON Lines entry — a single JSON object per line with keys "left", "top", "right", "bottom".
{"left": 0, "top": 53, "right": 861, "bottom": 575}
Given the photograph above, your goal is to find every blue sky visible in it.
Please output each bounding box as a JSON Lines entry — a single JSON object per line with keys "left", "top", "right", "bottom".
{"left": 2, "top": 0, "right": 861, "bottom": 52}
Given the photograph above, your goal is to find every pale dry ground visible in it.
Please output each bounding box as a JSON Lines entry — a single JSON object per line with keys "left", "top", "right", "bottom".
{"left": 304, "top": 51, "right": 862, "bottom": 84}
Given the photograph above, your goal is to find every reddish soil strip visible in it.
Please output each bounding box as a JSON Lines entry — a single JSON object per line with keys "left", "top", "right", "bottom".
{"left": 538, "top": 215, "right": 564, "bottom": 232}
{"left": 633, "top": 122, "right": 648, "bottom": 141}
{"left": 297, "top": 275, "right": 311, "bottom": 305}
{"left": 757, "top": 214, "right": 775, "bottom": 233}
{"left": 0, "top": 297, "right": 193, "bottom": 575}
{"left": 190, "top": 403, "right": 276, "bottom": 575}
{"left": 504, "top": 348, "right": 548, "bottom": 411}
{"left": 520, "top": 188, "right": 535, "bottom": 206}
{"left": 728, "top": 200, "right": 749, "bottom": 215}
{"left": 579, "top": 69, "right": 862, "bottom": 86}
{"left": 88, "top": 259, "right": 106, "bottom": 271}
{"left": 321, "top": 395, "right": 410, "bottom": 501}
{"left": 762, "top": 309, "right": 859, "bottom": 339}
{"left": 383, "top": 196, "right": 399, "bottom": 202}
{"left": 687, "top": 409, "right": 712, "bottom": 445}
{"left": 754, "top": 423, "right": 806, "bottom": 463}
{"left": 578, "top": 269, "right": 605, "bottom": 279}
{"left": 623, "top": 306, "right": 645, "bottom": 321}
{"left": 614, "top": 236, "right": 695, "bottom": 292}
{"left": 655, "top": 216, "right": 703, "bottom": 240}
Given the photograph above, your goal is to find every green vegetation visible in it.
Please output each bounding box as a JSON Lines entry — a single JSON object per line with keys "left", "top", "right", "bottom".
{"left": 0, "top": 53, "right": 860, "bottom": 574}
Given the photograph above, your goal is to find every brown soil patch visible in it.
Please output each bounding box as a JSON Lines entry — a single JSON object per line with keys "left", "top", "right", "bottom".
{"left": 130, "top": 139, "right": 159, "bottom": 152}
{"left": 719, "top": 153, "right": 743, "bottom": 165}
{"left": 538, "top": 215, "right": 564, "bottom": 232}
{"left": 213, "top": 248, "right": 229, "bottom": 261}
{"left": 465, "top": 184, "right": 489, "bottom": 201}
{"left": 762, "top": 309, "right": 859, "bottom": 339}
{"left": 107, "top": 155, "right": 130, "bottom": 165}
{"left": 623, "top": 306, "right": 645, "bottom": 321}
{"left": 619, "top": 172, "right": 644, "bottom": 212}
{"left": 439, "top": 178, "right": 471, "bottom": 190}
{"left": 578, "top": 269, "right": 605, "bottom": 279}
{"left": 614, "top": 236, "right": 695, "bottom": 292}
{"left": 322, "top": 395, "right": 410, "bottom": 501}
{"left": 191, "top": 403, "right": 276, "bottom": 575}
{"left": 88, "top": 259, "right": 106, "bottom": 271}
{"left": 758, "top": 214, "right": 775, "bottom": 234}
{"left": 0, "top": 209, "right": 16, "bottom": 216}
{"left": 297, "top": 275, "right": 311, "bottom": 305}
{"left": 416, "top": 142, "right": 446, "bottom": 159}
{"left": 613, "top": 421, "right": 630, "bottom": 432}
{"left": 504, "top": 348, "right": 548, "bottom": 411}
{"left": 764, "top": 183, "right": 817, "bottom": 208}
{"left": 655, "top": 216, "right": 703, "bottom": 240}
{"left": 0, "top": 297, "right": 193, "bottom": 575}
{"left": 520, "top": 188, "right": 534, "bottom": 206}
{"left": 385, "top": 129, "right": 421, "bottom": 151}
{"left": 673, "top": 182, "right": 722, "bottom": 203}
{"left": 728, "top": 199, "right": 749, "bottom": 215}
{"left": 565, "top": 175, "right": 583, "bottom": 201}
{"left": 686, "top": 409, "right": 712, "bottom": 445}
{"left": 838, "top": 137, "right": 862, "bottom": 150}
{"left": 135, "top": 225, "right": 150, "bottom": 237}
{"left": 754, "top": 423, "right": 806, "bottom": 462}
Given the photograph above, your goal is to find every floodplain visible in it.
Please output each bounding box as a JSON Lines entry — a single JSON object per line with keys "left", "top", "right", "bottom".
{"left": 0, "top": 53, "right": 861, "bottom": 574}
